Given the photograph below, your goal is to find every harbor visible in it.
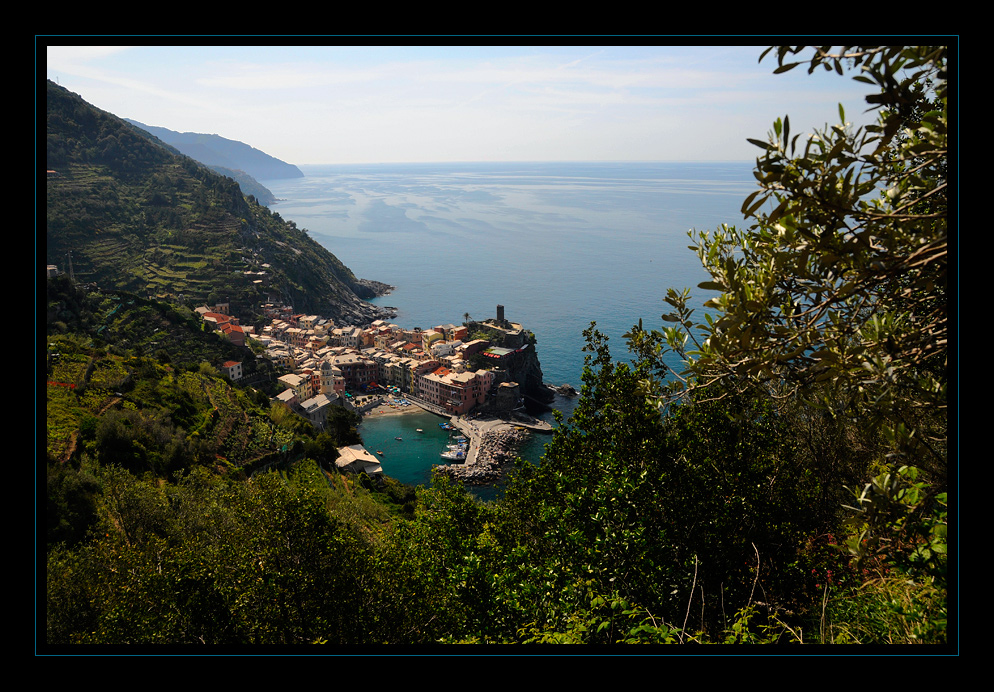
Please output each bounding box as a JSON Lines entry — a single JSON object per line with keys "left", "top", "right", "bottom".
{"left": 358, "top": 395, "right": 554, "bottom": 488}
{"left": 435, "top": 413, "right": 551, "bottom": 485}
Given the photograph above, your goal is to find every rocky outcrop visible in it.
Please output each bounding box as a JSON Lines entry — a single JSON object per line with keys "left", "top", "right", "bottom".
{"left": 511, "top": 346, "right": 556, "bottom": 405}
{"left": 464, "top": 308, "right": 556, "bottom": 407}
{"left": 329, "top": 295, "right": 397, "bottom": 327}
{"left": 352, "top": 278, "right": 396, "bottom": 300}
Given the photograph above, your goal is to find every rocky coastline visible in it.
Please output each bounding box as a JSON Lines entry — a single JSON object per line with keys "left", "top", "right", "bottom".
{"left": 551, "top": 382, "right": 578, "bottom": 397}
{"left": 354, "top": 277, "right": 395, "bottom": 299}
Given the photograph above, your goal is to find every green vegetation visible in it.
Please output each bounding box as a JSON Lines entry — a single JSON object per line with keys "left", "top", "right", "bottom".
{"left": 624, "top": 45, "right": 949, "bottom": 644}
{"left": 46, "top": 80, "right": 382, "bottom": 324}
{"left": 43, "top": 46, "right": 949, "bottom": 649}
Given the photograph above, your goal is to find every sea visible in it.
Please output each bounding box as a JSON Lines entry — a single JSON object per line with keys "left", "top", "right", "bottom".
{"left": 262, "top": 161, "right": 757, "bottom": 495}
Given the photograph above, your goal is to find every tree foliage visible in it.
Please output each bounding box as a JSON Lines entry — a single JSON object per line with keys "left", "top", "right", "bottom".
{"left": 46, "top": 463, "right": 377, "bottom": 645}
{"left": 498, "top": 326, "right": 849, "bottom": 640}
{"left": 623, "top": 44, "right": 950, "bottom": 643}
{"left": 632, "top": 46, "right": 948, "bottom": 476}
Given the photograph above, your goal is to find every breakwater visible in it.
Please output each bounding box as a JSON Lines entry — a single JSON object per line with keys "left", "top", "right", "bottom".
{"left": 434, "top": 414, "right": 551, "bottom": 485}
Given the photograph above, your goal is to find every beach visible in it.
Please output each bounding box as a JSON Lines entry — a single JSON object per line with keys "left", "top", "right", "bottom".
{"left": 364, "top": 400, "right": 424, "bottom": 417}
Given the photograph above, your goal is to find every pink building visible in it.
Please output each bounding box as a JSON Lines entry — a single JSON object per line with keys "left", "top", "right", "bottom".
{"left": 416, "top": 365, "right": 493, "bottom": 415}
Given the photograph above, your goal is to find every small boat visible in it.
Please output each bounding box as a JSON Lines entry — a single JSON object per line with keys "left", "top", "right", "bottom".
{"left": 395, "top": 437, "right": 403, "bottom": 441}
{"left": 376, "top": 450, "right": 383, "bottom": 455}
{"left": 416, "top": 428, "right": 424, "bottom": 433}
{"left": 441, "top": 450, "right": 466, "bottom": 461}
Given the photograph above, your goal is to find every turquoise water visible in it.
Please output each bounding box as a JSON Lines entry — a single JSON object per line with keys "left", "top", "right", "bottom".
{"left": 358, "top": 398, "right": 576, "bottom": 498}
{"left": 356, "top": 410, "right": 464, "bottom": 487}
{"left": 263, "top": 161, "right": 754, "bottom": 489}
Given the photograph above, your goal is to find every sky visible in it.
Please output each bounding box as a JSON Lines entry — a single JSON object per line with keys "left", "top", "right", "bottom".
{"left": 42, "top": 42, "right": 878, "bottom": 166}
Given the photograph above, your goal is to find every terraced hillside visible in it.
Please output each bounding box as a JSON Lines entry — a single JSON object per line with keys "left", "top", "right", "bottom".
{"left": 45, "top": 80, "right": 390, "bottom": 324}
{"left": 46, "top": 335, "right": 295, "bottom": 475}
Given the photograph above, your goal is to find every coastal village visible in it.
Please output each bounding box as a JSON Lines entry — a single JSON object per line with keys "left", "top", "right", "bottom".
{"left": 198, "top": 300, "right": 556, "bottom": 483}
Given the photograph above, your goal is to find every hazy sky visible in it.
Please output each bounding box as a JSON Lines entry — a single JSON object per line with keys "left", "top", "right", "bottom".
{"left": 43, "top": 42, "right": 876, "bottom": 166}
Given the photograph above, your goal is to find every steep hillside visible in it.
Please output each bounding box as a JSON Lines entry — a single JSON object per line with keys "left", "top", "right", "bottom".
{"left": 207, "top": 166, "right": 277, "bottom": 206}
{"left": 45, "top": 80, "right": 390, "bottom": 325}
{"left": 125, "top": 119, "right": 304, "bottom": 180}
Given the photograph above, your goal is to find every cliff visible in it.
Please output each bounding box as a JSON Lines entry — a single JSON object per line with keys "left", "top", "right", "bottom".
{"left": 465, "top": 311, "right": 556, "bottom": 408}
{"left": 508, "top": 343, "right": 556, "bottom": 407}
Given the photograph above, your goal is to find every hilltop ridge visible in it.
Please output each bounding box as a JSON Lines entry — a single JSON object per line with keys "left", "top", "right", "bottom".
{"left": 124, "top": 119, "right": 304, "bottom": 181}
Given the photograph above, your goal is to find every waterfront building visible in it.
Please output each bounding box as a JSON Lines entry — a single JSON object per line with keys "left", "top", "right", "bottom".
{"left": 335, "top": 444, "right": 382, "bottom": 477}
{"left": 415, "top": 364, "right": 493, "bottom": 415}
